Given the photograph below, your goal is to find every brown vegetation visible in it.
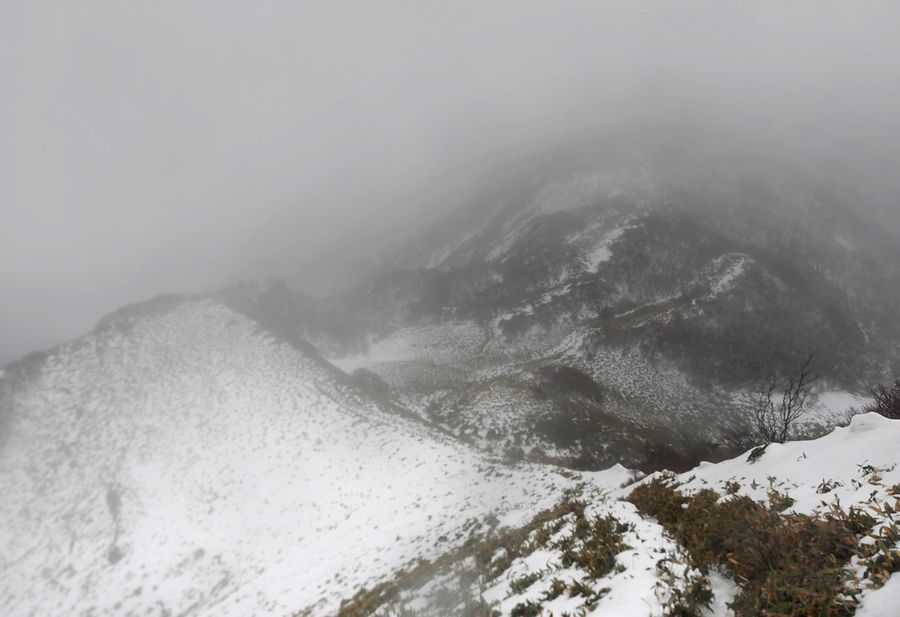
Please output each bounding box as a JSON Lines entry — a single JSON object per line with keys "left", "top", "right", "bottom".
{"left": 628, "top": 477, "right": 900, "bottom": 616}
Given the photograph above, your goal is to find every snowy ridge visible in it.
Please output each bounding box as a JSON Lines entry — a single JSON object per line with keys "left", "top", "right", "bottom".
{"left": 672, "top": 412, "right": 900, "bottom": 518}
{"left": 665, "top": 412, "right": 900, "bottom": 614}
{"left": 0, "top": 299, "right": 584, "bottom": 617}
{"left": 352, "top": 413, "right": 900, "bottom": 617}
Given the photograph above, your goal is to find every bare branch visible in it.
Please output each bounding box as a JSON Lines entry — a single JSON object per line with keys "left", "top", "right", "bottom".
{"left": 753, "top": 354, "right": 818, "bottom": 444}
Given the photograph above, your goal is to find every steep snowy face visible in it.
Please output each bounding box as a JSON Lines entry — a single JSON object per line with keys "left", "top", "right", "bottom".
{"left": 0, "top": 298, "right": 582, "bottom": 617}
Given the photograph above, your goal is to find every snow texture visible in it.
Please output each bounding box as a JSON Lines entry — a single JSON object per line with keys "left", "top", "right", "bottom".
{"left": 0, "top": 300, "right": 583, "bottom": 617}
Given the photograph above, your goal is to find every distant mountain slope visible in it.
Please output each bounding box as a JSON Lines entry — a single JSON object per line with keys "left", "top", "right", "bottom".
{"left": 263, "top": 136, "right": 900, "bottom": 471}
{"left": 0, "top": 296, "right": 588, "bottom": 617}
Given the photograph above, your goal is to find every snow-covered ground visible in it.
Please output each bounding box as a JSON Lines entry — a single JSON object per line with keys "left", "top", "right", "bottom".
{"left": 2, "top": 296, "right": 896, "bottom": 617}
{"left": 359, "top": 413, "right": 900, "bottom": 617}
{"left": 477, "top": 496, "right": 729, "bottom": 617}
{"left": 0, "top": 299, "right": 586, "bottom": 617}
{"left": 637, "top": 412, "right": 900, "bottom": 615}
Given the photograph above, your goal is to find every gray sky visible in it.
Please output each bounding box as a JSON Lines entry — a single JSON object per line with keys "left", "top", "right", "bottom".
{"left": 3, "top": 1, "right": 900, "bottom": 363}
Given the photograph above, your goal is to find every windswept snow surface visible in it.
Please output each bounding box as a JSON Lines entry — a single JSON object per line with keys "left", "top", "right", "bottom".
{"left": 672, "top": 412, "right": 900, "bottom": 515}
{"left": 0, "top": 300, "right": 585, "bottom": 617}
{"left": 363, "top": 463, "right": 739, "bottom": 617}
{"left": 481, "top": 498, "right": 694, "bottom": 617}
{"left": 378, "top": 414, "right": 900, "bottom": 617}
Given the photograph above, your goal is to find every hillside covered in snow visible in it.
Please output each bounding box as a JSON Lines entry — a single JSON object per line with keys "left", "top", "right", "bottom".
{"left": 344, "top": 412, "right": 900, "bottom": 617}
{"left": 0, "top": 280, "right": 898, "bottom": 617}
{"left": 0, "top": 297, "right": 590, "bottom": 616}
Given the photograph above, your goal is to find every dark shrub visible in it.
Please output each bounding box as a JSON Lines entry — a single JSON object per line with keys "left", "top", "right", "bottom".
{"left": 864, "top": 378, "right": 900, "bottom": 419}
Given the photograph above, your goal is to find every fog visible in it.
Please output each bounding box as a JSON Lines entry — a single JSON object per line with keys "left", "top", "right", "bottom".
{"left": 3, "top": 1, "right": 900, "bottom": 364}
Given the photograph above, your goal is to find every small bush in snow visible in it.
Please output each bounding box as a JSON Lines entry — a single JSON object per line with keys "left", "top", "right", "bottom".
{"left": 508, "top": 572, "right": 541, "bottom": 595}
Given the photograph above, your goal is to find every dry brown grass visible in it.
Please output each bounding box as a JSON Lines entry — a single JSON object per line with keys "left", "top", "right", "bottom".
{"left": 627, "top": 477, "right": 899, "bottom": 616}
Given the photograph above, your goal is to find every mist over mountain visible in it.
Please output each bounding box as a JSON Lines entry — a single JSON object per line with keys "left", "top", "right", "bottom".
{"left": 219, "top": 128, "right": 900, "bottom": 472}
{"left": 4, "top": 3, "right": 900, "bottom": 616}
{"left": 4, "top": 1, "right": 900, "bottom": 363}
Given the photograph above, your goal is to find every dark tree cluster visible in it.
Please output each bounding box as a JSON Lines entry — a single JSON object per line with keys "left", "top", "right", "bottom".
{"left": 864, "top": 378, "right": 900, "bottom": 419}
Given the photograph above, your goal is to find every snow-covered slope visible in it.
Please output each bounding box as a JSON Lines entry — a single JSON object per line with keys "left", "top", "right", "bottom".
{"left": 350, "top": 413, "right": 900, "bottom": 616}
{"left": 662, "top": 412, "right": 900, "bottom": 615}
{"left": 0, "top": 297, "right": 586, "bottom": 617}
{"left": 675, "top": 410, "right": 900, "bottom": 515}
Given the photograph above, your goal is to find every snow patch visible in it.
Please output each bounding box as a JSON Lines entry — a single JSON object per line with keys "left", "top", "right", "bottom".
{"left": 584, "top": 225, "right": 628, "bottom": 272}
{"left": 706, "top": 253, "right": 752, "bottom": 297}
{"left": 857, "top": 572, "right": 900, "bottom": 617}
